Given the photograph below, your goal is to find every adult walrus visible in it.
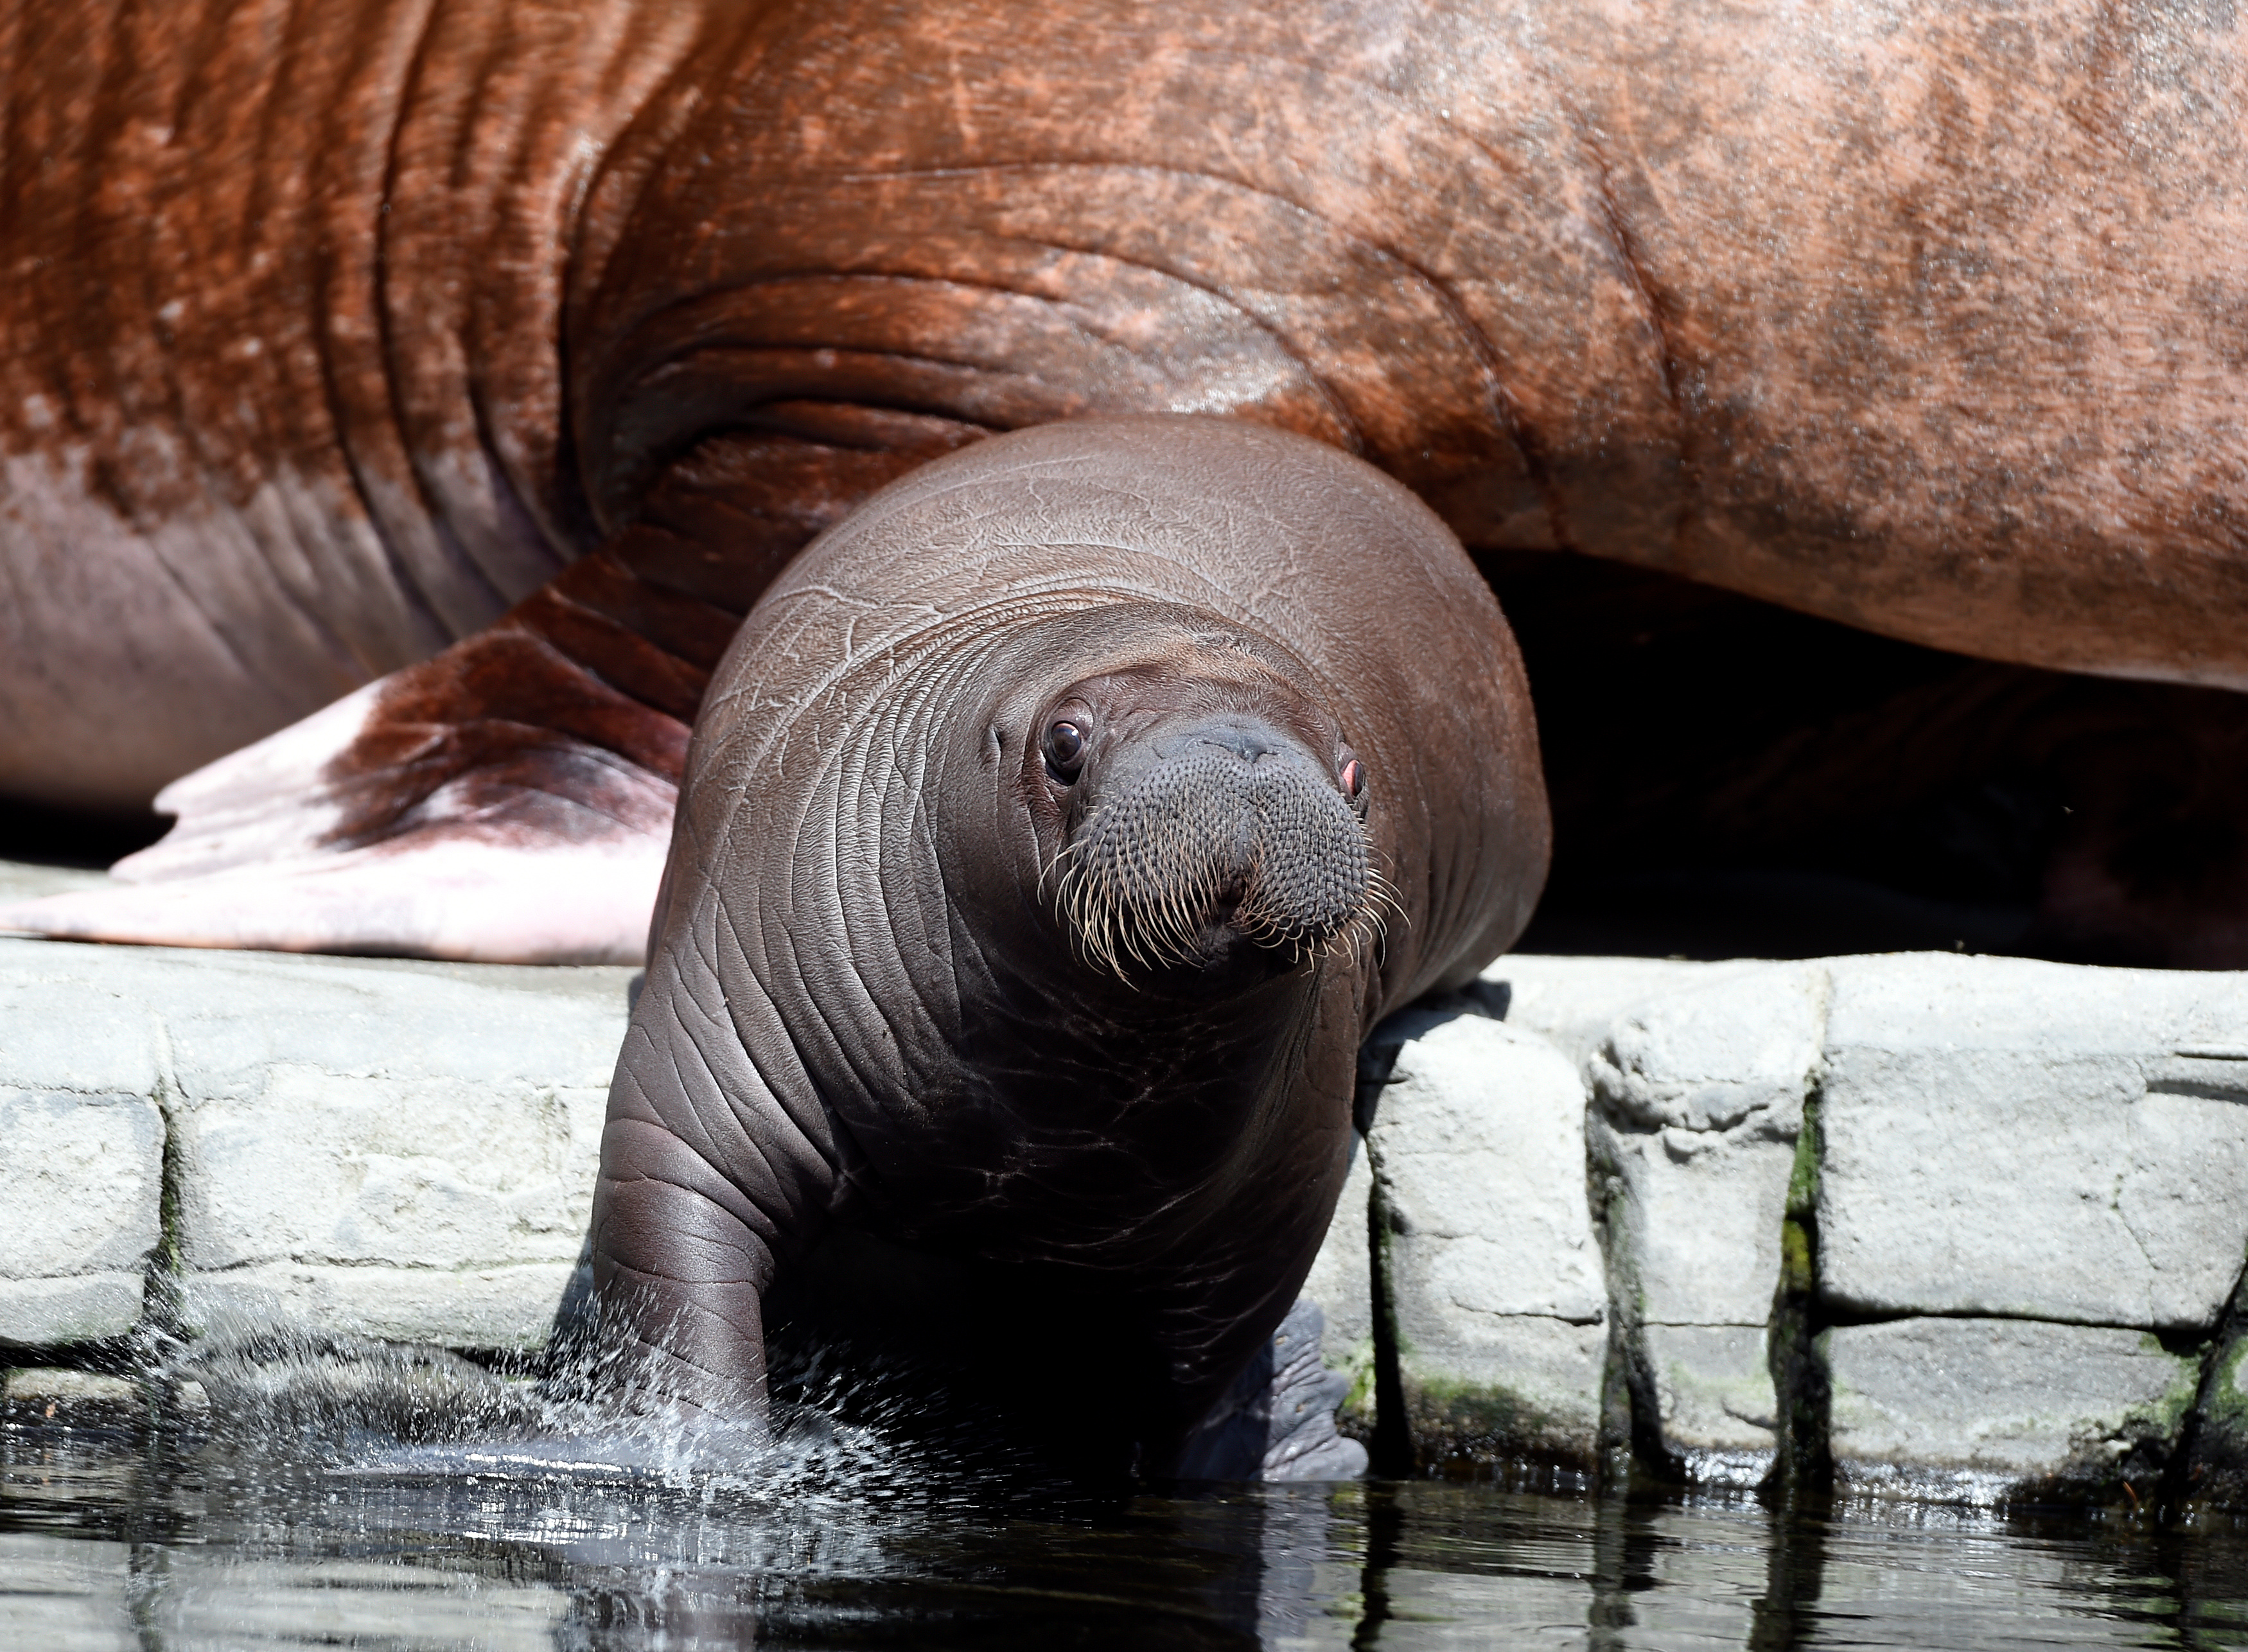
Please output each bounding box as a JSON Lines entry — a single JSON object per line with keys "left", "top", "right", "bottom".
{"left": 3, "top": 0, "right": 2248, "bottom": 963}
{"left": 590, "top": 416, "right": 1544, "bottom": 1477}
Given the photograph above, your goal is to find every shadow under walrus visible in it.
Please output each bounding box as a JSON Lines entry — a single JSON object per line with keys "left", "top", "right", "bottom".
{"left": 1490, "top": 555, "right": 2248, "bottom": 971}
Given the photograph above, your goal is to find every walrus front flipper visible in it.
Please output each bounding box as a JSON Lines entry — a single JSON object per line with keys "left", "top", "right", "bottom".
{"left": 0, "top": 829, "right": 665, "bottom": 965}
{"left": 589, "top": 916, "right": 845, "bottom": 1426}
{"left": 1170, "top": 1301, "right": 1368, "bottom": 1483}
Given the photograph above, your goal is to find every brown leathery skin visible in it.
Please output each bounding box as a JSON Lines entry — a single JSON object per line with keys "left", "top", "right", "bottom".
{"left": 573, "top": 0, "right": 2248, "bottom": 686}
{"left": 0, "top": 0, "right": 707, "bottom": 809}
{"left": 306, "top": 426, "right": 965, "bottom": 854}
{"left": 1, "top": 0, "right": 2244, "bottom": 955}
{"left": 592, "top": 418, "right": 1545, "bottom": 1448}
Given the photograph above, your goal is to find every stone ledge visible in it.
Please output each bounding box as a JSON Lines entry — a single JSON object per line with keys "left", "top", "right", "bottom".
{"left": 4, "top": 920, "right": 2247, "bottom": 1506}
{"left": 0, "top": 935, "right": 634, "bottom": 1353}
{"left": 1816, "top": 955, "right": 2248, "bottom": 1330}
{"left": 1827, "top": 1317, "right": 2199, "bottom": 1493}
{"left": 2, "top": 1366, "right": 141, "bottom": 1427}
{"left": 1314, "top": 949, "right": 2248, "bottom": 1502}
{"left": 0, "top": 1274, "right": 151, "bottom": 1348}
{"left": 1362, "top": 1008, "right": 1606, "bottom": 1471}
{"left": 179, "top": 1262, "right": 590, "bottom": 1349}
{"left": 0, "top": 1085, "right": 162, "bottom": 1345}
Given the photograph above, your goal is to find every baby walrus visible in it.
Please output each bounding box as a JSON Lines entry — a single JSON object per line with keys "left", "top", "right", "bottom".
{"left": 590, "top": 416, "right": 1549, "bottom": 1480}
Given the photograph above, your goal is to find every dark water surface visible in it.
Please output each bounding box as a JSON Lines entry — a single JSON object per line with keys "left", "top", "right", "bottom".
{"left": 13, "top": 1408, "right": 2248, "bottom": 1652}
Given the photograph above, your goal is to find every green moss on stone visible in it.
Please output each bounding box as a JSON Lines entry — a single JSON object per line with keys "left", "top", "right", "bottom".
{"left": 2132, "top": 1351, "right": 2206, "bottom": 1444}
{"left": 1333, "top": 1335, "right": 1378, "bottom": 1420}
{"left": 1783, "top": 1097, "right": 1822, "bottom": 1222}
{"left": 2202, "top": 1342, "right": 2248, "bottom": 1434}
{"left": 1400, "top": 1369, "right": 1592, "bottom": 1472}
{"left": 1766, "top": 1089, "right": 1832, "bottom": 1499}
{"left": 1779, "top": 1220, "right": 1814, "bottom": 1297}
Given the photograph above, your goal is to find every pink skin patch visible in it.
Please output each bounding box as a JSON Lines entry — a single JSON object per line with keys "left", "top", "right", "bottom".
{"left": 0, "top": 679, "right": 672, "bottom": 965}
{"left": 0, "top": 834, "right": 665, "bottom": 965}
{"left": 2, "top": 831, "right": 665, "bottom": 962}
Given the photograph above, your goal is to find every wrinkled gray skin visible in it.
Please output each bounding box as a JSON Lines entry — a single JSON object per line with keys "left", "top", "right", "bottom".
{"left": 589, "top": 418, "right": 1547, "bottom": 1475}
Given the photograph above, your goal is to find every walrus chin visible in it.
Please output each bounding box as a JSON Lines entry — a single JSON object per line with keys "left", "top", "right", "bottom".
{"left": 1049, "top": 715, "right": 1382, "bottom": 981}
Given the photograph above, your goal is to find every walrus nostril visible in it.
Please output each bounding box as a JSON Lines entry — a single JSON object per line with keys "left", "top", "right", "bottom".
{"left": 1152, "top": 721, "right": 1283, "bottom": 764}
{"left": 1200, "top": 726, "right": 1279, "bottom": 762}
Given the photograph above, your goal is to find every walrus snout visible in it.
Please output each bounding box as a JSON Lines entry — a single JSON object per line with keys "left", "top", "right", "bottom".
{"left": 1053, "top": 712, "right": 1373, "bottom": 978}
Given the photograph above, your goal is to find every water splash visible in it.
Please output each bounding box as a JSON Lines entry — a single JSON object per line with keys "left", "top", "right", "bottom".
{"left": 143, "top": 1305, "right": 941, "bottom": 1522}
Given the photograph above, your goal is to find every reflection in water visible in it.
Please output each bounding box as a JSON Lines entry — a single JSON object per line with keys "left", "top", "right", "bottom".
{"left": 11, "top": 1406, "right": 2248, "bottom": 1648}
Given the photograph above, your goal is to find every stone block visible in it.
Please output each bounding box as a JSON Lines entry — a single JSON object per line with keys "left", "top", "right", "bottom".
{"left": 0, "top": 1092, "right": 165, "bottom": 1279}
{"left": 1367, "top": 1008, "right": 1606, "bottom": 1464}
{"left": 0, "top": 976, "right": 161, "bottom": 1097}
{"left": 1590, "top": 963, "right": 1824, "bottom": 1140}
{"left": 0, "top": 1276, "right": 151, "bottom": 1349}
{"left": 1827, "top": 1317, "right": 2199, "bottom": 1495}
{"left": 171, "top": 1071, "right": 602, "bottom": 1276}
{"left": 1589, "top": 1115, "right": 1796, "bottom": 1338}
{"left": 1642, "top": 1323, "right": 1779, "bottom": 1467}
{"left": 1485, "top": 954, "right": 1769, "bottom": 1075}
{"left": 1589, "top": 964, "right": 1822, "bottom": 1326}
{"left": 179, "top": 1262, "right": 588, "bottom": 1350}
{"left": 154, "top": 956, "right": 628, "bottom": 1350}
{"left": 1297, "top": 1137, "right": 1374, "bottom": 1421}
{"left": 1581, "top": 963, "right": 1823, "bottom": 1482}
{"left": 0, "top": 966, "right": 167, "bottom": 1347}
{"left": 0, "top": 1089, "right": 164, "bottom": 1346}
{"left": 1819, "top": 954, "right": 2248, "bottom": 1331}
{"left": 0, "top": 938, "right": 635, "bottom": 1352}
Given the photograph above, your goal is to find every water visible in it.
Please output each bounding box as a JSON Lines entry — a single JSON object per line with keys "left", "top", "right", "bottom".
{"left": 14, "top": 1384, "right": 2248, "bottom": 1652}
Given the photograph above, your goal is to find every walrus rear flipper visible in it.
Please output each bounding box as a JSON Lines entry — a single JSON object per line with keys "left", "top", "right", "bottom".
{"left": 0, "top": 541, "right": 700, "bottom": 962}
{"left": 0, "top": 436, "right": 942, "bottom": 963}
{"left": 1170, "top": 1300, "right": 1369, "bottom": 1482}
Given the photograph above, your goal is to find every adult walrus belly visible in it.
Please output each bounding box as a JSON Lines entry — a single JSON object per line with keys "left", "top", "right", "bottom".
{"left": 3, "top": 0, "right": 2247, "bottom": 963}
{"left": 589, "top": 417, "right": 1544, "bottom": 1477}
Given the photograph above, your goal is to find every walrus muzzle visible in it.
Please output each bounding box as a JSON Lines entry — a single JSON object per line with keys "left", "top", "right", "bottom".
{"left": 1054, "top": 719, "right": 1372, "bottom": 976}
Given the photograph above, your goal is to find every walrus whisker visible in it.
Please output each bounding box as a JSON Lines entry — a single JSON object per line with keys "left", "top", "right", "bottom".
{"left": 1053, "top": 841, "right": 1142, "bottom": 983}
{"left": 1361, "top": 862, "right": 1407, "bottom": 935}
{"left": 1035, "top": 834, "right": 1076, "bottom": 903}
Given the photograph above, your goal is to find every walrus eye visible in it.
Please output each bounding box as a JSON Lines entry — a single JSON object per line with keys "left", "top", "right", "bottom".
{"left": 1342, "top": 758, "right": 1365, "bottom": 802}
{"left": 1044, "top": 720, "right": 1087, "bottom": 783}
